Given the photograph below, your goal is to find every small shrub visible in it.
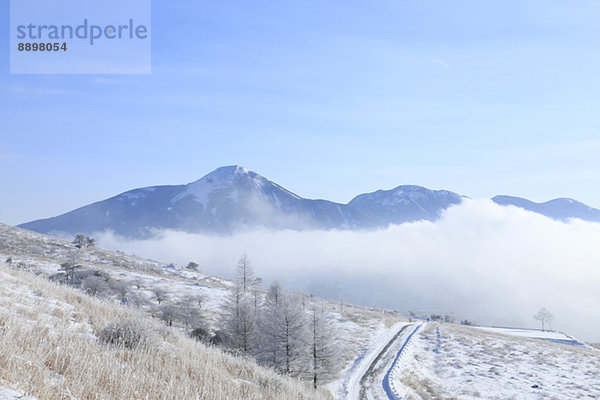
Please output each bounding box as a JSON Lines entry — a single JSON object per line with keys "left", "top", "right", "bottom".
{"left": 190, "top": 327, "right": 210, "bottom": 342}
{"left": 186, "top": 262, "right": 199, "bottom": 270}
{"left": 99, "top": 318, "right": 157, "bottom": 349}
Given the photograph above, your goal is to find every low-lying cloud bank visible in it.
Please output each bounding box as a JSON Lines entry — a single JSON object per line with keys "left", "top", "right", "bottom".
{"left": 95, "top": 199, "right": 600, "bottom": 342}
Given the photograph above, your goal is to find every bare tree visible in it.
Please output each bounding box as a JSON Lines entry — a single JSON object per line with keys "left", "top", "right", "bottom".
{"left": 152, "top": 287, "right": 168, "bottom": 305}
{"left": 258, "top": 281, "right": 284, "bottom": 369}
{"left": 257, "top": 287, "right": 307, "bottom": 376}
{"left": 133, "top": 277, "right": 144, "bottom": 290}
{"left": 128, "top": 292, "right": 150, "bottom": 307}
{"left": 180, "top": 295, "right": 205, "bottom": 329}
{"left": 223, "top": 281, "right": 258, "bottom": 354}
{"left": 59, "top": 262, "right": 83, "bottom": 283}
{"left": 236, "top": 254, "right": 260, "bottom": 292}
{"left": 279, "top": 292, "right": 309, "bottom": 376}
{"left": 185, "top": 294, "right": 205, "bottom": 310}
{"left": 307, "top": 302, "right": 339, "bottom": 388}
{"left": 222, "top": 255, "right": 264, "bottom": 354}
{"left": 110, "top": 281, "right": 130, "bottom": 302}
{"left": 82, "top": 275, "right": 108, "bottom": 297}
{"left": 158, "top": 304, "right": 180, "bottom": 327}
{"left": 534, "top": 307, "right": 553, "bottom": 331}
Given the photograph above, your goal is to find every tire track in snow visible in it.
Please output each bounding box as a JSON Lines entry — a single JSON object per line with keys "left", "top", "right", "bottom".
{"left": 358, "top": 324, "right": 410, "bottom": 399}
{"left": 382, "top": 324, "right": 422, "bottom": 400}
{"left": 339, "top": 322, "right": 408, "bottom": 400}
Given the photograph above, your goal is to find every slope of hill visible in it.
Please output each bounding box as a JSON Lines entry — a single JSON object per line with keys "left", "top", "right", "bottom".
{"left": 0, "top": 223, "right": 404, "bottom": 395}
{"left": 0, "top": 259, "right": 331, "bottom": 400}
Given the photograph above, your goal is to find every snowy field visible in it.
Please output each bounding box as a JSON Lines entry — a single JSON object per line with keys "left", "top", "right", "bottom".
{"left": 391, "top": 323, "right": 600, "bottom": 399}
{"left": 476, "top": 326, "right": 588, "bottom": 347}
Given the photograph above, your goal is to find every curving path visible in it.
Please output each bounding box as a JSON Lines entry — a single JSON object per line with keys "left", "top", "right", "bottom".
{"left": 339, "top": 321, "right": 423, "bottom": 400}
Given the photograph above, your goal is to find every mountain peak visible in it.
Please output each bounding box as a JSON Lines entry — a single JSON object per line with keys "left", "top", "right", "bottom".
{"left": 348, "top": 184, "right": 463, "bottom": 224}
{"left": 196, "top": 165, "right": 252, "bottom": 182}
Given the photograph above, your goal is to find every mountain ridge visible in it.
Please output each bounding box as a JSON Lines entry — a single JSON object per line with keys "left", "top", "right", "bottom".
{"left": 491, "top": 195, "right": 600, "bottom": 222}
{"left": 17, "top": 165, "right": 600, "bottom": 237}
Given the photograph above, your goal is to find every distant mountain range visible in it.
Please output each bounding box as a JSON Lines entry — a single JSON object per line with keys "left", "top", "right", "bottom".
{"left": 492, "top": 195, "right": 600, "bottom": 222}
{"left": 18, "top": 165, "right": 600, "bottom": 238}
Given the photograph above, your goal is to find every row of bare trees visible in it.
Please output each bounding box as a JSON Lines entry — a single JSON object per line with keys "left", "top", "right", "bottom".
{"left": 222, "top": 255, "right": 339, "bottom": 388}
{"left": 43, "top": 245, "right": 339, "bottom": 388}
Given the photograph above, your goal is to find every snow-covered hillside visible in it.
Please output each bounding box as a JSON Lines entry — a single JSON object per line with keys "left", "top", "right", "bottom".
{"left": 0, "top": 259, "right": 331, "bottom": 400}
{"left": 391, "top": 323, "right": 600, "bottom": 399}
{"left": 3, "top": 222, "right": 598, "bottom": 399}
{"left": 0, "top": 223, "right": 404, "bottom": 390}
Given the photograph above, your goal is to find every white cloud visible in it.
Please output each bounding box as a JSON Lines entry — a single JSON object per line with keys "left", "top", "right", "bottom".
{"left": 95, "top": 199, "right": 600, "bottom": 342}
{"left": 432, "top": 58, "right": 450, "bottom": 68}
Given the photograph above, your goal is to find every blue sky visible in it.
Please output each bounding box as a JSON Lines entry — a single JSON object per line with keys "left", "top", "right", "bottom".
{"left": 2, "top": 0, "right": 600, "bottom": 225}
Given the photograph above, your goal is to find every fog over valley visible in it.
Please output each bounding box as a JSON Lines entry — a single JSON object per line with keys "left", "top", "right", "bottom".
{"left": 94, "top": 199, "right": 600, "bottom": 342}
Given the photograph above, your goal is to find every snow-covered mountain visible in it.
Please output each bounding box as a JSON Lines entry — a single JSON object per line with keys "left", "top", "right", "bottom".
{"left": 19, "top": 165, "right": 600, "bottom": 238}
{"left": 348, "top": 185, "right": 463, "bottom": 225}
{"left": 492, "top": 195, "right": 600, "bottom": 222}
{"left": 18, "top": 166, "right": 380, "bottom": 237}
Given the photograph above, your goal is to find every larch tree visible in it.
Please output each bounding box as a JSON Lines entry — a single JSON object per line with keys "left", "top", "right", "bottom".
{"left": 258, "top": 280, "right": 284, "bottom": 369}
{"left": 278, "top": 291, "right": 308, "bottom": 376}
{"left": 224, "top": 255, "right": 261, "bottom": 354}
{"left": 306, "top": 302, "right": 339, "bottom": 388}
{"left": 257, "top": 283, "right": 308, "bottom": 376}
{"left": 236, "top": 254, "right": 258, "bottom": 292}
{"left": 223, "top": 280, "right": 258, "bottom": 353}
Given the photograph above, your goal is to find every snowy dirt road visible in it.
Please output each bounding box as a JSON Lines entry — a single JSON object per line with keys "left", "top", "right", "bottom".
{"left": 337, "top": 321, "right": 421, "bottom": 400}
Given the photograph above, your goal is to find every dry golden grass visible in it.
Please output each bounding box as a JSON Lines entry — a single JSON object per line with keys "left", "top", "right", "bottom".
{"left": 0, "top": 262, "right": 330, "bottom": 400}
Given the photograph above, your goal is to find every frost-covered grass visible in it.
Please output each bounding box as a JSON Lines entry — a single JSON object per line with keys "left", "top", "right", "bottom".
{"left": 393, "top": 323, "right": 600, "bottom": 399}
{"left": 0, "top": 223, "right": 403, "bottom": 393}
{"left": 0, "top": 260, "right": 331, "bottom": 400}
